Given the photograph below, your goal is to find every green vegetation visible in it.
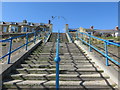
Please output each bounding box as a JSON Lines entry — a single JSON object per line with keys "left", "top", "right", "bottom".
{"left": 97, "top": 36, "right": 120, "bottom": 42}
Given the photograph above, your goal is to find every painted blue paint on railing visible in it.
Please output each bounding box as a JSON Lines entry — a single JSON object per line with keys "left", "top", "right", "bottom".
{"left": 44, "top": 31, "right": 51, "bottom": 43}
{"left": 76, "top": 31, "right": 120, "bottom": 66}
{"left": 26, "top": 33, "right": 29, "bottom": 51}
{"left": 78, "top": 32, "right": 120, "bottom": 46}
{"left": 104, "top": 41, "right": 109, "bottom": 66}
{"left": 67, "top": 30, "right": 73, "bottom": 42}
{"left": 54, "top": 32, "right": 61, "bottom": 90}
{"left": 7, "top": 38, "right": 12, "bottom": 64}
{"left": 0, "top": 30, "right": 51, "bottom": 64}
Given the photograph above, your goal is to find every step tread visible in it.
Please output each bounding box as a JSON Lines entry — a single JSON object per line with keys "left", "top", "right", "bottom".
{"left": 16, "top": 68, "right": 103, "bottom": 71}
{"left": 3, "top": 80, "right": 115, "bottom": 86}
{"left": 10, "top": 73, "right": 109, "bottom": 78}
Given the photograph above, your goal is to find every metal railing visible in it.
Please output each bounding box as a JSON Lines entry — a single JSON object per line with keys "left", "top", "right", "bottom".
{"left": 44, "top": 30, "right": 51, "bottom": 43}
{"left": 76, "top": 31, "right": 120, "bottom": 66}
{"left": 0, "top": 30, "right": 51, "bottom": 64}
{"left": 54, "top": 32, "right": 61, "bottom": 89}
{"left": 67, "top": 30, "right": 73, "bottom": 42}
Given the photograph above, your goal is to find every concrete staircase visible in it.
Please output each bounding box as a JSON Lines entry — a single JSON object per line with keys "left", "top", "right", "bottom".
{"left": 2, "top": 33, "right": 117, "bottom": 89}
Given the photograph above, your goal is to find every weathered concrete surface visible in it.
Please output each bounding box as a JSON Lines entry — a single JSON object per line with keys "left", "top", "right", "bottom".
{"left": 2, "top": 33, "right": 118, "bottom": 89}
{"left": 74, "top": 40, "right": 120, "bottom": 89}
{"left": 1, "top": 39, "right": 43, "bottom": 79}
{"left": 45, "top": 33, "right": 51, "bottom": 43}
{"left": 66, "top": 33, "right": 72, "bottom": 43}
{"left": 3, "top": 42, "right": 117, "bottom": 89}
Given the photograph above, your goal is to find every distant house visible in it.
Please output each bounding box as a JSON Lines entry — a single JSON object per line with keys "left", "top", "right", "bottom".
{"left": 95, "top": 26, "right": 120, "bottom": 38}
{"left": 95, "top": 29, "right": 116, "bottom": 36}
{"left": 79, "top": 26, "right": 95, "bottom": 35}
{"left": 0, "top": 20, "right": 52, "bottom": 34}
{"left": 114, "top": 30, "right": 120, "bottom": 37}
{"left": 79, "top": 26, "right": 120, "bottom": 38}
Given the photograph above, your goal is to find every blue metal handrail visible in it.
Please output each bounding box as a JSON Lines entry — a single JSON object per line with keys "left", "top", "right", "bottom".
{"left": 44, "top": 30, "right": 51, "bottom": 43}
{"left": 67, "top": 30, "right": 73, "bottom": 42}
{"left": 76, "top": 31, "right": 120, "bottom": 66}
{"left": 0, "top": 30, "right": 43, "bottom": 64}
{"left": 54, "top": 32, "right": 61, "bottom": 89}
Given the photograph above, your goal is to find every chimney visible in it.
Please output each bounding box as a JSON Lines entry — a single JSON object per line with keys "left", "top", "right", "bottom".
{"left": 115, "top": 26, "right": 119, "bottom": 30}
{"left": 49, "top": 24, "right": 53, "bottom": 32}
{"left": 65, "top": 24, "right": 68, "bottom": 32}
{"left": 90, "top": 26, "right": 94, "bottom": 30}
{"left": 48, "top": 20, "right": 51, "bottom": 24}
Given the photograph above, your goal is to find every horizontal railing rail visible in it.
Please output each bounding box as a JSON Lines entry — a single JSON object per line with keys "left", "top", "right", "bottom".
{"left": 76, "top": 31, "right": 120, "bottom": 66}
{"left": 0, "top": 30, "right": 51, "bottom": 64}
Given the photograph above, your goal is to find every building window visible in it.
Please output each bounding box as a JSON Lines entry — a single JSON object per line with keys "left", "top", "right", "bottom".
{"left": 32, "top": 28, "right": 34, "bottom": 32}
{"left": 40, "top": 28, "right": 44, "bottom": 31}
{"left": 3, "top": 26, "right": 7, "bottom": 32}
{"left": 23, "top": 27, "right": 28, "bottom": 32}
{"left": 10, "top": 26, "right": 18, "bottom": 32}
{"left": 44, "top": 28, "right": 46, "bottom": 31}
{"left": 14, "top": 27, "right": 18, "bottom": 32}
{"left": 11, "top": 26, "right": 15, "bottom": 32}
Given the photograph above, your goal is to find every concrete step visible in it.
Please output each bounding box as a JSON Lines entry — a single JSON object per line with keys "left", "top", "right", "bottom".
{"left": 22, "top": 61, "right": 95, "bottom": 66}
{"left": 19, "top": 64, "right": 98, "bottom": 68}
{"left": 23, "top": 61, "right": 95, "bottom": 65}
{"left": 19, "top": 64, "right": 55, "bottom": 68}
{"left": 24, "top": 59, "right": 93, "bottom": 63}
{"left": 26, "top": 57, "right": 53, "bottom": 61}
{"left": 2, "top": 40, "right": 117, "bottom": 89}
{"left": 3, "top": 80, "right": 116, "bottom": 89}
{"left": 18, "top": 65, "right": 98, "bottom": 70}
{"left": 14, "top": 68, "right": 103, "bottom": 74}
{"left": 26, "top": 57, "right": 88, "bottom": 61}
{"left": 9, "top": 73, "right": 109, "bottom": 81}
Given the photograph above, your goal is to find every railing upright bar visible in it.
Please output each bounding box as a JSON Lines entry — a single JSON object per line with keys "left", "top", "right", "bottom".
{"left": 1, "top": 30, "right": 45, "bottom": 63}
{"left": 54, "top": 32, "right": 61, "bottom": 90}
{"left": 7, "top": 38, "right": 12, "bottom": 64}
{"left": 104, "top": 41, "right": 109, "bottom": 66}
{"left": 34, "top": 32, "right": 36, "bottom": 44}
{"left": 89, "top": 33, "right": 92, "bottom": 52}
{"left": 39, "top": 30, "right": 41, "bottom": 40}
{"left": 26, "top": 33, "right": 28, "bottom": 50}
{"left": 77, "top": 31, "right": 120, "bottom": 66}
{"left": 76, "top": 31, "right": 78, "bottom": 40}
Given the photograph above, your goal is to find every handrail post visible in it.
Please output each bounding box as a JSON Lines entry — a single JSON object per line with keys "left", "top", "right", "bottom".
{"left": 26, "top": 33, "right": 28, "bottom": 50}
{"left": 7, "top": 37, "right": 12, "bottom": 64}
{"left": 54, "top": 33, "right": 61, "bottom": 90}
{"left": 81, "top": 33, "right": 84, "bottom": 44}
{"left": 89, "top": 33, "right": 92, "bottom": 52}
{"left": 76, "top": 31, "right": 78, "bottom": 40}
{"left": 68, "top": 31, "right": 73, "bottom": 43}
{"left": 39, "top": 30, "right": 41, "bottom": 40}
{"left": 104, "top": 41, "right": 109, "bottom": 66}
{"left": 34, "top": 32, "right": 36, "bottom": 44}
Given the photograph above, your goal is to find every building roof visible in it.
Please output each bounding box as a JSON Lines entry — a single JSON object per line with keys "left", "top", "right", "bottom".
{"left": 95, "top": 29, "right": 118, "bottom": 33}
{"left": 79, "top": 27, "right": 119, "bottom": 33}
{"left": 0, "top": 21, "right": 49, "bottom": 28}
